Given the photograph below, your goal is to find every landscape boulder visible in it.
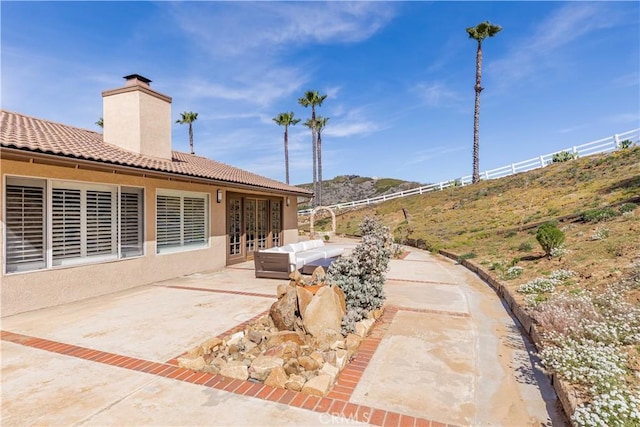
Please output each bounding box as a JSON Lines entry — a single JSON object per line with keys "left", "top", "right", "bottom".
{"left": 270, "top": 286, "right": 298, "bottom": 331}
{"left": 302, "top": 285, "right": 345, "bottom": 337}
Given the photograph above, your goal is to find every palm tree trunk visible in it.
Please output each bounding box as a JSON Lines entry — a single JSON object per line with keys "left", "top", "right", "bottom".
{"left": 311, "top": 108, "right": 318, "bottom": 207}
{"left": 317, "top": 132, "right": 323, "bottom": 206}
{"left": 189, "top": 124, "right": 194, "bottom": 155}
{"left": 284, "top": 127, "right": 290, "bottom": 184}
{"left": 472, "top": 40, "right": 483, "bottom": 184}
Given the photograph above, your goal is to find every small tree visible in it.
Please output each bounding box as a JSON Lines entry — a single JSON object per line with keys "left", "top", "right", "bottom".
{"left": 619, "top": 139, "right": 633, "bottom": 149}
{"left": 328, "top": 216, "right": 393, "bottom": 333}
{"left": 536, "top": 223, "right": 565, "bottom": 259}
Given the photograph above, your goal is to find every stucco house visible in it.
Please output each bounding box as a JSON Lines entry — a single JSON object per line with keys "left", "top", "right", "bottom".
{"left": 1, "top": 74, "right": 312, "bottom": 316}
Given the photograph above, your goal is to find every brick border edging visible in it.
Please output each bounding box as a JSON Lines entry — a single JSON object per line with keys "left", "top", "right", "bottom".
{"left": 1, "top": 305, "right": 452, "bottom": 427}
{"left": 438, "top": 249, "right": 577, "bottom": 426}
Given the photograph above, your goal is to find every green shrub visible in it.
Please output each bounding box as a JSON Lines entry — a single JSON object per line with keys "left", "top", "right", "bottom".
{"left": 619, "top": 203, "right": 637, "bottom": 214}
{"left": 619, "top": 139, "right": 633, "bottom": 149}
{"left": 518, "top": 242, "right": 534, "bottom": 252}
{"left": 581, "top": 207, "right": 617, "bottom": 223}
{"left": 328, "top": 216, "right": 392, "bottom": 334}
{"left": 536, "top": 223, "right": 566, "bottom": 259}
{"left": 552, "top": 151, "right": 577, "bottom": 163}
{"left": 457, "top": 253, "right": 477, "bottom": 263}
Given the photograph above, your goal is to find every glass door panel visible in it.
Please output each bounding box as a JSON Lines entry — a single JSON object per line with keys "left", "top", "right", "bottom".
{"left": 228, "top": 197, "right": 242, "bottom": 256}
{"left": 271, "top": 200, "right": 282, "bottom": 247}
{"left": 257, "top": 200, "right": 268, "bottom": 250}
{"left": 244, "top": 199, "right": 256, "bottom": 255}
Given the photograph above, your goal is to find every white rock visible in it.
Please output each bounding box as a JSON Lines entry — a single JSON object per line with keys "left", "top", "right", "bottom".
{"left": 302, "top": 374, "right": 332, "bottom": 397}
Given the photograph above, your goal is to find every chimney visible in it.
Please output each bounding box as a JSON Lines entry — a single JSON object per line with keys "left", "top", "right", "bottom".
{"left": 102, "top": 74, "right": 173, "bottom": 160}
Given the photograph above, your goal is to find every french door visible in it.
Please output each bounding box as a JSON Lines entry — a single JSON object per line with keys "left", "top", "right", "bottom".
{"left": 227, "top": 195, "right": 282, "bottom": 263}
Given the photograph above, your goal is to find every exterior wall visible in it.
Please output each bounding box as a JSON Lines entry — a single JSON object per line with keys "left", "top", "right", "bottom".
{"left": 283, "top": 199, "right": 301, "bottom": 245}
{"left": 1, "top": 159, "right": 298, "bottom": 316}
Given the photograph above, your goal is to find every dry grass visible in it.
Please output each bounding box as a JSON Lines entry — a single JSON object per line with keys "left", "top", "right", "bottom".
{"left": 331, "top": 147, "right": 640, "bottom": 301}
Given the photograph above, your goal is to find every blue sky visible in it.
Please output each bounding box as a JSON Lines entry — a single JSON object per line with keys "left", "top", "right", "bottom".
{"left": 2, "top": 1, "right": 639, "bottom": 186}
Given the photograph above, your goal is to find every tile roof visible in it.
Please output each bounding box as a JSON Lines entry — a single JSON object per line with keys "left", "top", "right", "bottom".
{"left": 0, "top": 110, "right": 312, "bottom": 195}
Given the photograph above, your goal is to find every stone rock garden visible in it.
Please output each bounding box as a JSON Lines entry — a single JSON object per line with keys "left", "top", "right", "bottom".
{"left": 176, "top": 217, "right": 393, "bottom": 397}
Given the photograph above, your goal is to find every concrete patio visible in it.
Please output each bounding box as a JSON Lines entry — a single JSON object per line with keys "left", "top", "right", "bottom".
{"left": 1, "top": 238, "right": 566, "bottom": 426}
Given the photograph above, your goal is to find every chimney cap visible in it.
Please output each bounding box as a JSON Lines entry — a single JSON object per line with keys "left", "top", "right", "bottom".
{"left": 123, "top": 74, "right": 152, "bottom": 85}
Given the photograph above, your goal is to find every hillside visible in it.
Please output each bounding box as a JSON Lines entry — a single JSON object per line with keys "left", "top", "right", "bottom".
{"left": 319, "top": 147, "right": 640, "bottom": 422}
{"left": 333, "top": 147, "right": 640, "bottom": 293}
{"left": 297, "top": 175, "right": 425, "bottom": 207}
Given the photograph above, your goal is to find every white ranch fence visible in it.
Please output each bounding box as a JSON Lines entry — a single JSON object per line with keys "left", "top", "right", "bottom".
{"left": 298, "top": 128, "right": 639, "bottom": 215}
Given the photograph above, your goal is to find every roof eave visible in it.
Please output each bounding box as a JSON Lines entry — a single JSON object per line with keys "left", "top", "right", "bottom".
{"left": 0, "top": 146, "right": 313, "bottom": 197}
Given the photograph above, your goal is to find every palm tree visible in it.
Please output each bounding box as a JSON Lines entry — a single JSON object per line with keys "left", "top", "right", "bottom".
{"left": 96, "top": 117, "right": 103, "bottom": 128}
{"left": 273, "top": 112, "right": 301, "bottom": 184}
{"left": 305, "top": 116, "right": 329, "bottom": 206}
{"left": 298, "top": 90, "right": 327, "bottom": 206}
{"left": 176, "top": 111, "right": 199, "bottom": 155}
{"left": 466, "top": 21, "right": 501, "bottom": 183}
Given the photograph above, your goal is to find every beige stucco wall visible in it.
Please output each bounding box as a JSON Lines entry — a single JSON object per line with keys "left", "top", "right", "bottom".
{"left": 1, "top": 159, "right": 299, "bottom": 316}
{"left": 103, "top": 86, "right": 172, "bottom": 160}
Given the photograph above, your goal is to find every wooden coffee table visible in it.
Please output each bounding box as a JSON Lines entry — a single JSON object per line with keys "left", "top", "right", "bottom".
{"left": 301, "top": 257, "right": 339, "bottom": 275}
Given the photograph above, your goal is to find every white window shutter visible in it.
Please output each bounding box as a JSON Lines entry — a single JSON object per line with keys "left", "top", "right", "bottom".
{"left": 5, "top": 180, "right": 46, "bottom": 272}
{"left": 157, "top": 195, "right": 182, "bottom": 248}
{"left": 120, "top": 188, "right": 143, "bottom": 257}
{"left": 86, "top": 190, "right": 114, "bottom": 256}
{"left": 52, "top": 188, "right": 82, "bottom": 262}
{"left": 183, "top": 197, "right": 206, "bottom": 244}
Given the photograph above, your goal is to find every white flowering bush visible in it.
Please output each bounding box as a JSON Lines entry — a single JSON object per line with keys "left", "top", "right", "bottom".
{"left": 328, "top": 216, "right": 392, "bottom": 333}
{"left": 549, "top": 269, "right": 576, "bottom": 282}
{"left": 534, "top": 273, "right": 640, "bottom": 426}
{"left": 550, "top": 246, "right": 570, "bottom": 258}
{"left": 590, "top": 227, "right": 610, "bottom": 241}
{"left": 572, "top": 387, "right": 640, "bottom": 427}
{"left": 539, "top": 335, "right": 626, "bottom": 391}
{"left": 532, "top": 293, "right": 598, "bottom": 335}
{"left": 502, "top": 266, "right": 523, "bottom": 280}
{"left": 518, "top": 278, "right": 558, "bottom": 294}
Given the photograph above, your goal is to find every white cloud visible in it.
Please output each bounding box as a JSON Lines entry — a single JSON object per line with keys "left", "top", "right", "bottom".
{"left": 612, "top": 72, "right": 639, "bottom": 88}
{"left": 169, "top": 2, "right": 396, "bottom": 58}
{"left": 324, "top": 121, "right": 378, "bottom": 138}
{"left": 557, "top": 124, "right": 590, "bottom": 134}
{"left": 606, "top": 113, "right": 640, "bottom": 126}
{"left": 490, "top": 3, "right": 622, "bottom": 87}
{"left": 406, "top": 145, "right": 466, "bottom": 165}
{"left": 414, "top": 81, "right": 461, "bottom": 107}
{"left": 176, "top": 65, "right": 309, "bottom": 108}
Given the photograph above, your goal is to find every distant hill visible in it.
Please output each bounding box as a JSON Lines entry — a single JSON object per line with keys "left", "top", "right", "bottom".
{"left": 297, "top": 175, "right": 426, "bottom": 207}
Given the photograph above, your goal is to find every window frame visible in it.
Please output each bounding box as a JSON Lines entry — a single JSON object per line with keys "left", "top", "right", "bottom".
{"left": 156, "top": 189, "right": 209, "bottom": 254}
{"left": 3, "top": 175, "right": 146, "bottom": 274}
{"left": 49, "top": 180, "right": 118, "bottom": 267}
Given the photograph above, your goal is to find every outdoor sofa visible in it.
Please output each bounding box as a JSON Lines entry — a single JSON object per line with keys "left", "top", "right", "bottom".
{"left": 254, "top": 239, "right": 344, "bottom": 279}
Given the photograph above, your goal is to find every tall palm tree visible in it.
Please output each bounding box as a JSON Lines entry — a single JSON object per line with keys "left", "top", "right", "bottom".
{"left": 298, "top": 90, "right": 327, "bottom": 206}
{"left": 466, "top": 21, "right": 501, "bottom": 184}
{"left": 304, "top": 116, "right": 329, "bottom": 206}
{"left": 176, "top": 111, "right": 199, "bottom": 155}
{"left": 96, "top": 117, "right": 103, "bottom": 128}
{"left": 273, "top": 112, "right": 301, "bottom": 184}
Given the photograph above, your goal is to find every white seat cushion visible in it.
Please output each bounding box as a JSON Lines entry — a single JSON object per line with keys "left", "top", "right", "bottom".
{"left": 295, "top": 250, "right": 324, "bottom": 265}
{"left": 290, "top": 242, "right": 305, "bottom": 253}
{"left": 318, "top": 247, "right": 344, "bottom": 258}
{"left": 301, "top": 241, "right": 316, "bottom": 251}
